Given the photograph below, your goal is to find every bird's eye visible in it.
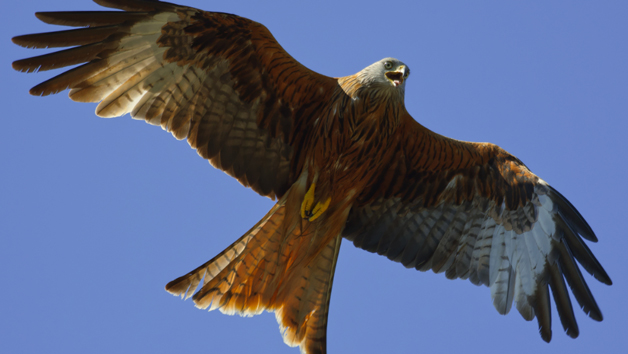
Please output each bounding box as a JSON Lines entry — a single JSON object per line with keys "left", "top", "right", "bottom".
{"left": 404, "top": 68, "right": 410, "bottom": 78}
{"left": 384, "top": 61, "right": 393, "bottom": 70}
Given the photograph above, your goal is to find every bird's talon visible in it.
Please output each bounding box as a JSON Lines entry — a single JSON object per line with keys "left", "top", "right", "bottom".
{"left": 309, "top": 197, "right": 331, "bottom": 221}
{"left": 301, "top": 183, "right": 330, "bottom": 221}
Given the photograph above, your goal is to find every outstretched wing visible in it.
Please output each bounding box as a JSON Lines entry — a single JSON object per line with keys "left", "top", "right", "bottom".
{"left": 342, "top": 112, "right": 612, "bottom": 342}
{"left": 12, "top": 0, "right": 336, "bottom": 199}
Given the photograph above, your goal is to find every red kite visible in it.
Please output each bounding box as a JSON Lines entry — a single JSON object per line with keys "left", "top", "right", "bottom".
{"left": 12, "top": 1, "right": 611, "bottom": 353}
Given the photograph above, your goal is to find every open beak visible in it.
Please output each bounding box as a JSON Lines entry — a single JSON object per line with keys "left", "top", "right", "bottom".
{"left": 385, "top": 66, "right": 407, "bottom": 87}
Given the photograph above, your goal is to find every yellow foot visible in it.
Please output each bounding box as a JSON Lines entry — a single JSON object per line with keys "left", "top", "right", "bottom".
{"left": 309, "top": 197, "right": 331, "bottom": 221}
{"left": 301, "top": 183, "right": 316, "bottom": 219}
{"left": 300, "top": 183, "right": 331, "bottom": 221}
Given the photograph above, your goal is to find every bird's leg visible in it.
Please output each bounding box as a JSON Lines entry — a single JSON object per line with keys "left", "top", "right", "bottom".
{"left": 300, "top": 183, "right": 331, "bottom": 221}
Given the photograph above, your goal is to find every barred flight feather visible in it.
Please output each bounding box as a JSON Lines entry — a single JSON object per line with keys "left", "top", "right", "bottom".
{"left": 34, "top": 11, "right": 152, "bottom": 27}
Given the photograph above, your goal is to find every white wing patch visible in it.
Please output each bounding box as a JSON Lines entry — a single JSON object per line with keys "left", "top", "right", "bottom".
{"left": 61, "top": 13, "right": 180, "bottom": 118}
{"left": 487, "top": 186, "right": 555, "bottom": 318}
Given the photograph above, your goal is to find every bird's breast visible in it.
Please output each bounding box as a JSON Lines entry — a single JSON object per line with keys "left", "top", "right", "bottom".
{"left": 302, "top": 99, "right": 404, "bottom": 208}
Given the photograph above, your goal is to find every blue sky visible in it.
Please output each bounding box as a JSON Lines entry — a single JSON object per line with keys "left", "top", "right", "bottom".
{"left": 2, "top": 1, "right": 627, "bottom": 353}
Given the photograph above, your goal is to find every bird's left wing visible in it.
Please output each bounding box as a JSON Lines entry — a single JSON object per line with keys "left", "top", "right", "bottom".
{"left": 342, "top": 112, "right": 612, "bottom": 342}
{"left": 12, "top": 0, "right": 337, "bottom": 199}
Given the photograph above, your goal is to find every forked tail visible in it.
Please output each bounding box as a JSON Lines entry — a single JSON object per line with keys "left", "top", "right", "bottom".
{"left": 166, "top": 191, "right": 344, "bottom": 354}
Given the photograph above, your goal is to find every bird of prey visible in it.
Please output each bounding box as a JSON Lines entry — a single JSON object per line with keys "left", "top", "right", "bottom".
{"left": 12, "top": 1, "right": 611, "bottom": 353}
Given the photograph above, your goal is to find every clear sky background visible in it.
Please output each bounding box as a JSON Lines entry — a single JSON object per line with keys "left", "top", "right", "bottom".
{"left": 2, "top": 1, "right": 627, "bottom": 353}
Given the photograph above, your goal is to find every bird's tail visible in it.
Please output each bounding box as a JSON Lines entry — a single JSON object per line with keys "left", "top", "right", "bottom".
{"left": 166, "top": 184, "right": 345, "bottom": 354}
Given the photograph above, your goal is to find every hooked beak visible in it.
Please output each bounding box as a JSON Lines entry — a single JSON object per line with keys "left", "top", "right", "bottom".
{"left": 385, "top": 66, "right": 407, "bottom": 87}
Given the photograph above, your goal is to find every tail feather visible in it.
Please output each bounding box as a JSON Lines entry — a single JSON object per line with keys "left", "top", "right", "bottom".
{"left": 275, "top": 234, "right": 342, "bottom": 354}
{"left": 165, "top": 203, "right": 282, "bottom": 305}
{"left": 165, "top": 185, "right": 348, "bottom": 354}
{"left": 192, "top": 204, "right": 288, "bottom": 316}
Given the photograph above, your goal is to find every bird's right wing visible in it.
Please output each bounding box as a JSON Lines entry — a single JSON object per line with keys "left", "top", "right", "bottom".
{"left": 12, "top": 0, "right": 338, "bottom": 199}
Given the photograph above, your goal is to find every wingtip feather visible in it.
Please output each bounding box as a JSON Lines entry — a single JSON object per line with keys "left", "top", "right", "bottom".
{"left": 548, "top": 261, "right": 580, "bottom": 338}
{"left": 535, "top": 282, "right": 553, "bottom": 343}
{"left": 549, "top": 185, "right": 597, "bottom": 242}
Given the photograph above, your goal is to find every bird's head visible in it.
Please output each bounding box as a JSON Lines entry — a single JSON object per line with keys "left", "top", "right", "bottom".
{"left": 358, "top": 58, "right": 410, "bottom": 90}
{"left": 339, "top": 58, "right": 411, "bottom": 101}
